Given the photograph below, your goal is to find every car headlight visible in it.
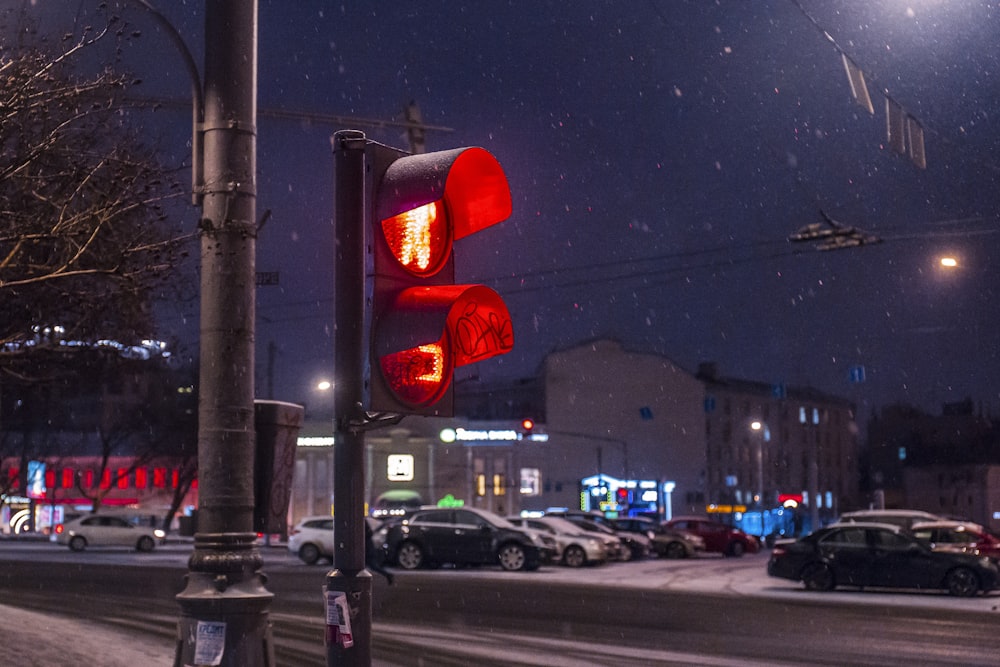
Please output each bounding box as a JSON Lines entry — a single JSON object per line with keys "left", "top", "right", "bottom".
{"left": 154, "top": 529, "right": 166, "bottom": 539}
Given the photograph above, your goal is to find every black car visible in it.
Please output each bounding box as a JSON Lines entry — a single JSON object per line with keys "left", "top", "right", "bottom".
{"left": 382, "top": 507, "right": 542, "bottom": 571}
{"left": 767, "top": 521, "right": 1000, "bottom": 597}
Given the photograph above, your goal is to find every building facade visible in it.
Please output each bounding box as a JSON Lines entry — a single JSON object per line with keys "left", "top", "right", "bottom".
{"left": 286, "top": 340, "right": 862, "bottom": 538}
{"left": 699, "top": 362, "right": 860, "bottom": 536}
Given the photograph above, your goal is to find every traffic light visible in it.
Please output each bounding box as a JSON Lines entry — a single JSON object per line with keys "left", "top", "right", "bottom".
{"left": 366, "top": 144, "right": 514, "bottom": 416}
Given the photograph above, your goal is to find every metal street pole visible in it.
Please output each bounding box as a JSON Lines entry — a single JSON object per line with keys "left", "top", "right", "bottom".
{"left": 174, "top": 2, "right": 269, "bottom": 666}
{"left": 326, "top": 130, "right": 372, "bottom": 666}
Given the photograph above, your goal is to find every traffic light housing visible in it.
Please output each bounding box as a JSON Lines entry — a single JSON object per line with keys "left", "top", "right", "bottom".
{"left": 366, "top": 144, "right": 514, "bottom": 416}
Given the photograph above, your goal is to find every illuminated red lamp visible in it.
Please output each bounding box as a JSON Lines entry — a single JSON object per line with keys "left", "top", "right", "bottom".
{"left": 376, "top": 284, "right": 513, "bottom": 409}
{"left": 377, "top": 147, "right": 513, "bottom": 266}
{"left": 380, "top": 342, "right": 448, "bottom": 407}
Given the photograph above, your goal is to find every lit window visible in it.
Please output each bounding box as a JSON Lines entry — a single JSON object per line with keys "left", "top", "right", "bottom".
{"left": 520, "top": 468, "right": 540, "bottom": 495}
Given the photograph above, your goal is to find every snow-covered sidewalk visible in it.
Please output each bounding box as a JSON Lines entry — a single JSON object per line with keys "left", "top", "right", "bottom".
{"left": 1, "top": 603, "right": 175, "bottom": 666}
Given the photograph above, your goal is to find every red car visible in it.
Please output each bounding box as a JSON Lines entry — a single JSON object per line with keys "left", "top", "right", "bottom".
{"left": 910, "top": 520, "right": 1000, "bottom": 560}
{"left": 662, "top": 516, "right": 759, "bottom": 557}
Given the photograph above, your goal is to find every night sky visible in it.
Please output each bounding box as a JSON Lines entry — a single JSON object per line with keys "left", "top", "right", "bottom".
{"left": 17, "top": 1, "right": 1000, "bottom": 420}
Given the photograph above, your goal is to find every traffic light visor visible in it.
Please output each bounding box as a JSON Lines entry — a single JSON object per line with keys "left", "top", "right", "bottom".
{"left": 377, "top": 147, "right": 512, "bottom": 276}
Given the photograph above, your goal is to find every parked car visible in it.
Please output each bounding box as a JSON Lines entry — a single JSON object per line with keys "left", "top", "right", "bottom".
{"left": 767, "top": 521, "right": 1000, "bottom": 597}
{"left": 382, "top": 507, "right": 542, "bottom": 571}
{"left": 507, "top": 515, "right": 608, "bottom": 567}
{"left": 608, "top": 516, "right": 659, "bottom": 539}
{"left": 547, "top": 510, "right": 648, "bottom": 561}
{"left": 52, "top": 514, "right": 165, "bottom": 552}
{"left": 911, "top": 520, "right": 1000, "bottom": 560}
{"left": 607, "top": 515, "right": 703, "bottom": 559}
{"left": 288, "top": 515, "right": 335, "bottom": 565}
{"left": 663, "top": 516, "right": 759, "bottom": 557}
{"left": 837, "top": 509, "right": 941, "bottom": 529}
{"left": 651, "top": 527, "right": 705, "bottom": 559}
{"left": 500, "top": 519, "right": 561, "bottom": 563}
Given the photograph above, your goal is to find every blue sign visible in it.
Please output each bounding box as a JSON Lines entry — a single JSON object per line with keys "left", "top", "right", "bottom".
{"left": 849, "top": 365, "right": 866, "bottom": 384}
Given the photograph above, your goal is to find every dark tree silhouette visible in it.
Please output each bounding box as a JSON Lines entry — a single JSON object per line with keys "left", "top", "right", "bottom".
{"left": 0, "top": 14, "right": 189, "bottom": 377}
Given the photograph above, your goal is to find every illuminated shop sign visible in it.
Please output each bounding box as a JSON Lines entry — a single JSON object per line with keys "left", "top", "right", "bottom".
{"left": 387, "top": 454, "right": 414, "bottom": 481}
{"left": 297, "top": 436, "right": 335, "bottom": 447}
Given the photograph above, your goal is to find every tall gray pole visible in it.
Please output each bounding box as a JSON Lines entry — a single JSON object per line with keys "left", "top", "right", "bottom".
{"left": 175, "top": 2, "right": 269, "bottom": 665}
{"left": 326, "top": 130, "right": 372, "bottom": 666}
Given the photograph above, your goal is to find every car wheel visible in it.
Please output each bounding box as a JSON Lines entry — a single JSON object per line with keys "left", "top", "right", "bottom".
{"left": 563, "top": 545, "right": 586, "bottom": 568}
{"left": 69, "top": 536, "right": 87, "bottom": 552}
{"left": 801, "top": 562, "right": 835, "bottom": 591}
{"left": 136, "top": 536, "right": 155, "bottom": 552}
{"left": 298, "top": 543, "right": 321, "bottom": 565}
{"left": 726, "top": 541, "right": 745, "bottom": 558}
{"left": 664, "top": 541, "right": 688, "bottom": 559}
{"left": 497, "top": 543, "right": 527, "bottom": 571}
{"left": 396, "top": 541, "right": 424, "bottom": 570}
{"left": 945, "top": 567, "right": 980, "bottom": 597}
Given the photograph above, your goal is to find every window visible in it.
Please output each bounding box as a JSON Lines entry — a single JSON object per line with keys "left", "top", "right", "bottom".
{"left": 824, "top": 528, "right": 866, "bottom": 546}
{"left": 414, "top": 510, "right": 452, "bottom": 525}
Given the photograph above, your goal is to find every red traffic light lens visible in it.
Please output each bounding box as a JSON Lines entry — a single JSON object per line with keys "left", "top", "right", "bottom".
{"left": 379, "top": 341, "right": 451, "bottom": 407}
{"left": 521, "top": 419, "right": 534, "bottom": 431}
{"left": 381, "top": 200, "right": 450, "bottom": 276}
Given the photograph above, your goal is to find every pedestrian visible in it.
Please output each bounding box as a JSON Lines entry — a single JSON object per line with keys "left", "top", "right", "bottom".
{"left": 365, "top": 519, "right": 394, "bottom": 585}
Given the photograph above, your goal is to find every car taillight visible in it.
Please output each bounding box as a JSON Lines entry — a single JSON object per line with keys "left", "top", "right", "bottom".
{"left": 54, "top": 524, "right": 64, "bottom": 535}
{"left": 772, "top": 545, "right": 787, "bottom": 556}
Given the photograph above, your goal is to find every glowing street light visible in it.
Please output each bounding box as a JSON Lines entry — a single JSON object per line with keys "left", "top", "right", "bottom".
{"left": 940, "top": 256, "right": 958, "bottom": 268}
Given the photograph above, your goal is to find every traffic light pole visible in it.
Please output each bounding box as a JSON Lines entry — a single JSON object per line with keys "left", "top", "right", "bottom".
{"left": 174, "top": 2, "right": 273, "bottom": 666}
{"left": 327, "top": 130, "right": 372, "bottom": 666}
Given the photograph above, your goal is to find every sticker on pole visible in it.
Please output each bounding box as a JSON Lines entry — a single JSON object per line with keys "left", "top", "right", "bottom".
{"left": 324, "top": 588, "right": 354, "bottom": 648}
{"left": 193, "top": 620, "right": 226, "bottom": 665}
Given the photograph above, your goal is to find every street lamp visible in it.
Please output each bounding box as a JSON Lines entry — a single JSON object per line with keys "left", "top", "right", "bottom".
{"left": 749, "top": 420, "right": 768, "bottom": 539}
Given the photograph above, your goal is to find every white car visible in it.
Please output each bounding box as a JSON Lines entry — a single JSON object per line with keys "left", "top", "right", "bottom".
{"left": 510, "top": 516, "right": 610, "bottom": 567}
{"left": 288, "top": 515, "right": 335, "bottom": 564}
{"left": 52, "top": 514, "right": 165, "bottom": 552}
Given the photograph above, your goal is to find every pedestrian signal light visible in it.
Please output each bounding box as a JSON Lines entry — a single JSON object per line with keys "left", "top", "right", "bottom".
{"left": 367, "top": 144, "right": 514, "bottom": 415}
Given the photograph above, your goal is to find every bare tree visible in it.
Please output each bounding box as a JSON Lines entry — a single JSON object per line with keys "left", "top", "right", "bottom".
{"left": 0, "top": 14, "right": 189, "bottom": 377}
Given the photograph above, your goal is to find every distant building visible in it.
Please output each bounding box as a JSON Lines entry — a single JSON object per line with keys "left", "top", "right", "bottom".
{"left": 697, "top": 362, "right": 860, "bottom": 536}
{"left": 534, "top": 339, "right": 706, "bottom": 519}
{"left": 288, "top": 340, "right": 861, "bottom": 537}
{"left": 867, "top": 399, "right": 1000, "bottom": 528}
